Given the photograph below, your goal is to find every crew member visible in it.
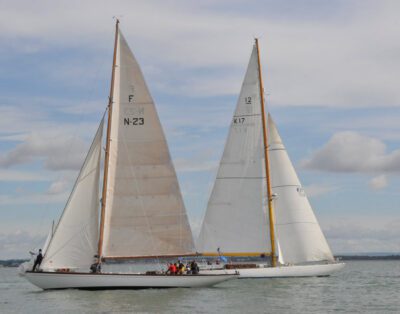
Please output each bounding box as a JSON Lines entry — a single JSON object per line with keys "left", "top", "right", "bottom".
{"left": 32, "top": 249, "right": 43, "bottom": 272}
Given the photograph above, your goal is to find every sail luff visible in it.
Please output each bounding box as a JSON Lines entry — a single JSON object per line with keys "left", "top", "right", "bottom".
{"left": 255, "top": 38, "right": 277, "bottom": 267}
{"left": 98, "top": 19, "right": 119, "bottom": 259}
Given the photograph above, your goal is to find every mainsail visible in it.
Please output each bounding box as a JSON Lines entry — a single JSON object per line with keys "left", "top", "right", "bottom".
{"left": 197, "top": 44, "right": 271, "bottom": 255}
{"left": 268, "top": 115, "right": 334, "bottom": 264}
{"left": 41, "top": 118, "right": 104, "bottom": 271}
{"left": 101, "top": 29, "right": 194, "bottom": 258}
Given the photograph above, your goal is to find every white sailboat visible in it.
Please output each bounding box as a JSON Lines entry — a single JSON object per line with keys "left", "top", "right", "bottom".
{"left": 197, "top": 39, "right": 344, "bottom": 278}
{"left": 24, "top": 20, "right": 237, "bottom": 290}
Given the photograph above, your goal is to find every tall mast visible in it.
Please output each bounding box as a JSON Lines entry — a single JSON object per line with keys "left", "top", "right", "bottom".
{"left": 255, "top": 38, "right": 277, "bottom": 267}
{"left": 98, "top": 19, "right": 119, "bottom": 259}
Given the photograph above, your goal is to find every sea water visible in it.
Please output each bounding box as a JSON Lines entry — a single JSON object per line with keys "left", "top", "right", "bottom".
{"left": 0, "top": 261, "right": 399, "bottom": 313}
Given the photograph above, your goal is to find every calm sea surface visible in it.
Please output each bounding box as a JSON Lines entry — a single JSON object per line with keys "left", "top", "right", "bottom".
{"left": 0, "top": 261, "right": 399, "bottom": 313}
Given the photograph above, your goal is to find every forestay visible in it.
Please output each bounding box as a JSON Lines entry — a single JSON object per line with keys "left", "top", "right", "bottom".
{"left": 197, "top": 44, "right": 270, "bottom": 255}
{"left": 268, "top": 115, "right": 334, "bottom": 264}
{"left": 102, "top": 30, "right": 194, "bottom": 258}
{"left": 41, "top": 118, "right": 104, "bottom": 271}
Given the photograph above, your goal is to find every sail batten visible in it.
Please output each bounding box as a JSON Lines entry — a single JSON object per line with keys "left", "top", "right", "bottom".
{"left": 101, "top": 30, "right": 194, "bottom": 258}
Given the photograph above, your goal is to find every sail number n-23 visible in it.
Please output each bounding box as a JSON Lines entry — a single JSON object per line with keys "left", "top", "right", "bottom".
{"left": 124, "top": 118, "right": 144, "bottom": 126}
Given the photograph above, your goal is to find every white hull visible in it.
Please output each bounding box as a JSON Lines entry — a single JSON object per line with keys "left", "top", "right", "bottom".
{"left": 24, "top": 271, "right": 238, "bottom": 290}
{"left": 200, "top": 263, "right": 345, "bottom": 278}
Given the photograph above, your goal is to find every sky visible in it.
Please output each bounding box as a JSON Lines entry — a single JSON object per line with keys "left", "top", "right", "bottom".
{"left": 0, "top": 0, "right": 399, "bottom": 259}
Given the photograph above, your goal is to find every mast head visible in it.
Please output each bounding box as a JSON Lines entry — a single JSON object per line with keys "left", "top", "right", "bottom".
{"left": 254, "top": 38, "right": 260, "bottom": 51}
{"left": 113, "top": 16, "right": 120, "bottom": 26}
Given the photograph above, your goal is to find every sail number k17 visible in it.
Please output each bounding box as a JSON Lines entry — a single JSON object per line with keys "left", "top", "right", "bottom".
{"left": 233, "top": 117, "right": 245, "bottom": 124}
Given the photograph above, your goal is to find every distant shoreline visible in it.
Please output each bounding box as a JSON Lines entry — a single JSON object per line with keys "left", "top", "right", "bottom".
{"left": 0, "top": 259, "right": 29, "bottom": 267}
{"left": 336, "top": 255, "right": 400, "bottom": 261}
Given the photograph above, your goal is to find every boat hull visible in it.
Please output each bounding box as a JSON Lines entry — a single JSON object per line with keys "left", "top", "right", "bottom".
{"left": 200, "top": 263, "right": 345, "bottom": 278}
{"left": 24, "top": 271, "right": 238, "bottom": 290}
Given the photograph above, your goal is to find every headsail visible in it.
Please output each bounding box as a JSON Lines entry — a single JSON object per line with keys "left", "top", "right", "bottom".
{"left": 197, "top": 44, "right": 271, "bottom": 256}
{"left": 268, "top": 115, "right": 334, "bottom": 264}
{"left": 41, "top": 118, "right": 104, "bottom": 271}
{"left": 101, "top": 30, "right": 194, "bottom": 258}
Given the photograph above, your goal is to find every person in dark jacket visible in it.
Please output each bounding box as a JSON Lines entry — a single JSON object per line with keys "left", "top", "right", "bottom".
{"left": 32, "top": 249, "right": 43, "bottom": 271}
{"left": 190, "top": 260, "right": 199, "bottom": 275}
{"left": 90, "top": 255, "right": 101, "bottom": 273}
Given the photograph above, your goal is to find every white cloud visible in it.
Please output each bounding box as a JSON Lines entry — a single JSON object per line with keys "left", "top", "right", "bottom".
{"left": 0, "top": 104, "right": 48, "bottom": 138}
{"left": 0, "top": 100, "right": 104, "bottom": 177}
{"left": 321, "top": 113, "right": 400, "bottom": 143}
{"left": 323, "top": 218, "right": 400, "bottom": 254}
{"left": 302, "top": 131, "right": 400, "bottom": 173}
{"left": 0, "top": 102, "right": 101, "bottom": 141}
{"left": 0, "top": 169, "right": 50, "bottom": 182}
{"left": 46, "top": 178, "right": 70, "bottom": 195}
{"left": 303, "top": 184, "right": 338, "bottom": 197}
{"left": 155, "top": 71, "right": 243, "bottom": 98}
{"left": 0, "top": 191, "right": 69, "bottom": 206}
{"left": 58, "top": 100, "right": 106, "bottom": 115}
{"left": 0, "top": 230, "right": 46, "bottom": 259}
{"left": 174, "top": 158, "right": 217, "bottom": 173}
{"left": 368, "top": 174, "right": 388, "bottom": 190}
{"left": 1, "top": 1, "right": 400, "bottom": 107}
{"left": 0, "top": 132, "right": 87, "bottom": 170}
